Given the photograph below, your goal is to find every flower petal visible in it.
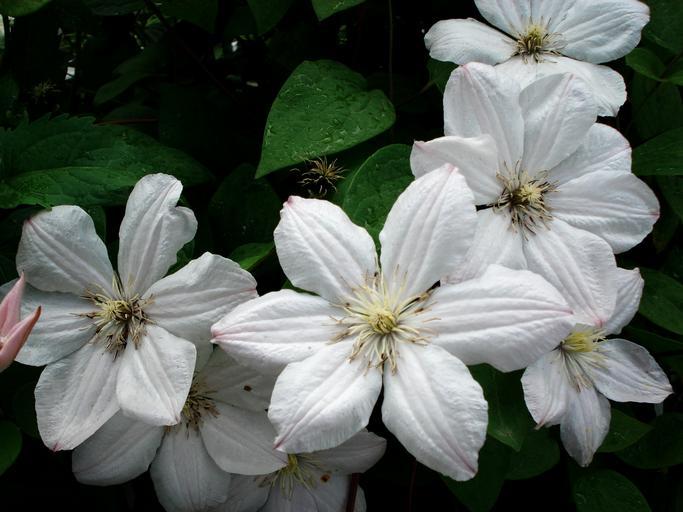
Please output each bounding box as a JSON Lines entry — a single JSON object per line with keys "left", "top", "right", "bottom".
{"left": 17, "top": 205, "right": 113, "bottom": 295}
{"left": 72, "top": 412, "right": 164, "bottom": 485}
{"left": 475, "top": 0, "right": 577, "bottom": 36}
{"left": 431, "top": 264, "right": 573, "bottom": 372}
{"left": 200, "top": 402, "right": 287, "bottom": 475}
{"left": 520, "top": 73, "right": 596, "bottom": 173}
{"left": 560, "top": 384, "right": 610, "bottom": 466}
{"left": 212, "top": 290, "right": 341, "bottom": 375}
{"left": 118, "top": 174, "right": 197, "bottom": 297}
{"left": 551, "top": 171, "right": 659, "bottom": 253}
{"left": 425, "top": 19, "right": 515, "bottom": 65}
{"left": 522, "top": 219, "right": 618, "bottom": 327}
{"left": 0, "top": 273, "right": 25, "bottom": 335}
{"left": 0, "top": 305, "right": 41, "bottom": 372}
{"left": 382, "top": 343, "right": 487, "bottom": 481}
{"left": 588, "top": 338, "right": 672, "bottom": 403}
{"left": 410, "top": 135, "right": 501, "bottom": 204}
{"left": 274, "top": 196, "right": 377, "bottom": 303}
{"left": 558, "top": 0, "right": 649, "bottom": 63}
{"left": 521, "top": 349, "right": 571, "bottom": 427}
{"left": 496, "top": 55, "right": 626, "bottom": 117}
{"left": 145, "top": 252, "right": 257, "bottom": 346}
{"left": 444, "top": 63, "right": 524, "bottom": 168}
{"left": 220, "top": 475, "right": 270, "bottom": 512}
{"left": 35, "top": 342, "right": 121, "bottom": 451}
{"left": 269, "top": 340, "right": 382, "bottom": 453}
{"left": 380, "top": 164, "right": 477, "bottom": 298}
{"left": 314, "top": 430, "right": 387, "bottom": 475}
{"left": 548, "top": 124, "right": 631, "bottom": 185}
{"left": 605, "top": 268, "right": 644, "bottom": 336}
{"left": 448, "top": 209, "right": 526, "bottom": 283}
{"left": 13, "top": 286, "right": 95, "bottom": 366}
{"left": 151, "top": 424, "right": 232, "bottom": 512}
{"left": 117, "top": 324, "right": 196, "bottom": 426}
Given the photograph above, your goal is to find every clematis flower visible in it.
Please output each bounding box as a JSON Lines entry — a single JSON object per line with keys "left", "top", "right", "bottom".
{"left": 212, "top": 165, "right": 574, "bottom": 480}
{"left": 0, "top": 273, "right": 41, "bottom": 372}
{"left": 522, "top": 263, "right": 672, "bottom": 466}
{"left": 72, "top": 349, "right": 284, "bottom": 512}
{"left": 411, "top": 63, "right": 658, "bottom": 287}
{"left": 424, "top": 0, "right": 650, "bottom": 116}
{"left": 15, "top": 173, "right": 257, "bottom": 451}
{"left": 220, "top": 431, "right": 386, "bottom": 512}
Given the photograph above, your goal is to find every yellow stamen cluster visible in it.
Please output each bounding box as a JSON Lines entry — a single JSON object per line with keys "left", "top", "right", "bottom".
{"left": 560, "top": 326, "right": 607, "bottom": 389}
{"left": 260, "top": 454, "right": 331, "bottom": 497}
{"left": 180, "top": 380, "right": 218, "bottom": 432}
{"left": 562, "top": 327, "right": 606, "bottom": 353}
{"left": 81, "top": 275, "right": 152, "bottom": 356}
{"left": 514, "top": 23, "right": 564, "bottom": 63}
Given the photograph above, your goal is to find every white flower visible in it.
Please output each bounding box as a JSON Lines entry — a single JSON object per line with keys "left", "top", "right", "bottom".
{"left": 212, "top": 165, "right": 574, "bottom": 480}
{"left": 424, "top": 0, "right": 650, "bottom": 116}
{"left": 220, "top": 431, "right": 386, "bottom": 512}
{"left": 15, "top": 173, "right": 257, "bottom": 450}
{"left": 411, "top": 63, "right": 658, "bottom": 291}
{"left": 522, "top": 264, "right": 672, "bottom": 466}
{"left": 72, "top": 349, "right": 284, "bottom": 512}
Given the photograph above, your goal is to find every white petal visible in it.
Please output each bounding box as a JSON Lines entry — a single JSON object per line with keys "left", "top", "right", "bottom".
{"left": 382, "top": 343, "right": 487, "bottom": 481}
{"left": 117, "top": 324, "right": 196, "bottom": 426}
{"left": 200, "top": 402, "right": 287, "bottom": 475}
{"left": 200, "top": 349, "right": 275, "bottom": 411}
{"left": 444, "top": 63, "right": 524, "bottom": 168}
{"left": 475, "top": 0, "right": 578, "bottom": 36}
{"left": 35, "top": 342, "right": 121, "bottom": 451}
{"left": 72, "top": 412, "right": 164, "bottom": 485}
{"left": 269, "top": 341, "right": 382, "bottom": 453}
{"left": 520, "top": 73, "right": 596, "bottom": 173}
{"left": 15, "top": 286, "right": 95, "bottom": 366}
{"left": 605, "top": 268, "right": 644, "bottom": 336}
{"left": 431, "top": 265, "right": 573, "bottom": 372}
{"left": 560, "top": 384, "right": 610, "bottom": 466}
{"left": 220, "top": 475, "right": 270, "bottom": 512}
{"left": 379, "top": 165, "right": 477, "bottom": 298}
{"left": 314, "top": 430, "right": 387, "bottom": 474}
{"left": 118, "top": 174, "right": 197, "bottom": 296}
{"left": 558, "top": 0, "right": 649, "bottom": 63}
{"left": 410, "top": 135, "right": 501, "bottom": 204}
{"left": 425, "top": 19, "right": 515, "bottom": 65}
{"left": 145, "top": 252, "right": 257, "bottom": 346}
{"left": 151, "top": 424, "right": 232, "bottom": 512}
{"left": 448, "top": 209, "right": 526, "bottom": 283}
{"left": 212, "top": 290, "right": 342, "bottom": 375}
{"left": 522, "top": 220, "right": 617, "bottom": 327}
{"left": 548, "top": 124, "right": 631, "bottom": 185}
{"left": 588, "top": 339, "right": 672, "bottom": 403}
{"left": 521, "top": 349, "right": 571, "bottom": 427}
{"left": 552, "top": 171, "right": 659, "bottom": 253}
{"left": 274, "top": 196, "right": 377, "bottom": 303}
{"left": 496, "top": 56, "right": 626, "bottom": 117}
{"left": 17, "top": 205, "right": 113, "bottom": 295}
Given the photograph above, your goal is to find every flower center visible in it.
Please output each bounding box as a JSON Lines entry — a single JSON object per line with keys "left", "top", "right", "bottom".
{"left": 260, "top": 454, "right": 330, "bottom": 497}
{"left": 180, "top": 379, "right": 218, "bottom": 431}
{"left": 561, "top": 327, "right": 606, "bottom": 353}
{"left": 560, "top": 326, "right": 606, "bottom": 389}
{"left": 81, "top": 274, "right": 152, "bottom": 356}
{"left": 514, "top": 23, "right": 564, "bottom": 63}
{"left": 335, "top": 272, "right": 433, "bottom": 373}
{"left": 492, "top": 165, "right": 556, "bottom": 234}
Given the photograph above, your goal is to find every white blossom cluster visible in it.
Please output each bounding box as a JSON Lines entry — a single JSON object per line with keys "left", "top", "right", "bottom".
{"left": 4, "top": 1, "right": 673, "bottom": 511}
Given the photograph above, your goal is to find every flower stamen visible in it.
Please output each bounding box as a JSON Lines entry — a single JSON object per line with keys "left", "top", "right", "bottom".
{"left": 514, "top": 21, "right": 565, "bottom": 63}
{"left": 179, "top": 379, "right": 218, "bottom": 432}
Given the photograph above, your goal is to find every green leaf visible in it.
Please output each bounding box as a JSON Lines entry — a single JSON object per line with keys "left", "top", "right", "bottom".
{"left": 470, "top": 365, "right": 533, "bottom": 451}
{"left": 572, "top": 470, "right": 651, "bottom": 512}
{"left": 625, "top": 48, "right": 666, "bottom": 81}
{"left": 633, "top": 128, "right": 683, "bottom": 176}
{"left": 0, "top": 421, "right": 22, "bottom": 476}
{"left": 82, "top": 0, "right": 142, "bottom": 15}
{"left": 443, "top": 438, "right": 511, "bottom": 512}
{"left": 505, "top": 428, "right": 559, "bottom": 480}
{"left": 311, "top": 0, "right": 365, "bottom": 20}
{"left": 0, "top": 0, "right": 52, "bottom": 16}
{"left": 427, "top": 58, "right": 456, "bottom": 94}
{"left": 644, "top": 0, "right": 683, "bottom": 53}
{"left": 618, "top": 413, "right": 683, "bottom": 469}
{"left": 229, "top": 242, "right": 274, "bottom": 272}
{"left": 630, "top": 75, "right": 683, "bottom": 141}
{"left": 622, "top": 326, "right": 683, "bottom": 354}
{"left": 341, "top": 144, "right": 412, "bottom": 243}
{"left": 639, "top": 268, "right": 683, "bottom": 335}
{"left": 657, "top": 176, "right": 683, "bottom": 222}
{"left": 257, "top": 60, "right": 395, "bottom": 177}
{"left": 598, "top": 409, "right": 652, "bottom": 453}
{"left": 0, "top": 115, "right": 212, "bottom": 209}
{"left": 160, "top": 0, "right": 218, "bottom": 32}
{"left": 247, "top": 0, "right": 294, "bottom": 34}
